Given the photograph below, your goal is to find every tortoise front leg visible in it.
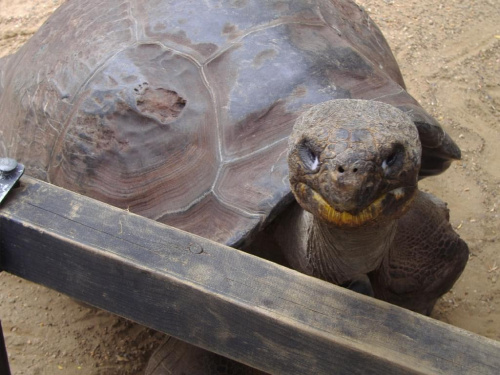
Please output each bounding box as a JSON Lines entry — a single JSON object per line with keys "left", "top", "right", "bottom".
{"left": 145, "top": 336, "right": 268, "bottom": 375}
{"left": 370, "top": 191, "right": 469, "bottom": 316}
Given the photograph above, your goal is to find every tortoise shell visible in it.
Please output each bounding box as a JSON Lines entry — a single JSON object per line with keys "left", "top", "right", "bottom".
{"left": 0, "top": 0, "right": 459, "bottom": 245}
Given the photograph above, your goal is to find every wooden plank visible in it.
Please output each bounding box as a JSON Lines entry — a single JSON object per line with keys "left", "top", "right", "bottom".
{"left": 0, "top": 176, "right": 498, "bottom": 374}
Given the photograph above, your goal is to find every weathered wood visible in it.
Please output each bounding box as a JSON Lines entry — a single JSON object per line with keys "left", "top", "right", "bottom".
{"left": 0, "top": 176, "right": 498, "bottom": 374}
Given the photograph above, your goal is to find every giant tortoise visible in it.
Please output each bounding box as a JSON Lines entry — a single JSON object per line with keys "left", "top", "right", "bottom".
{"left": 0, "top": 0, "right": 468, "bottom": 373}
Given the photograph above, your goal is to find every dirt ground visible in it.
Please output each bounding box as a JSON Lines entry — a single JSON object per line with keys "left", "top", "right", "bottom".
{"left": 0, "top": 0, "right": 498, "bottom": 374}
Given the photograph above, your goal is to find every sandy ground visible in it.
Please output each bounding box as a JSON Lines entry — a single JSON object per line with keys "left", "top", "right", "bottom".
{"left": 0, "top": 0, "right": 498, "bottom": 374}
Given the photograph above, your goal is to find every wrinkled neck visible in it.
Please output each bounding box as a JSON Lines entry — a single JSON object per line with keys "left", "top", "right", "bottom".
{"left": 307, "top": 217, "right": 397, "bottom": 285}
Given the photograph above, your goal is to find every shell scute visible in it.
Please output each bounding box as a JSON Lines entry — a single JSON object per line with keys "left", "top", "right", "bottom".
{"left": 50, "top": 43, "right": 218, "bottom": 220}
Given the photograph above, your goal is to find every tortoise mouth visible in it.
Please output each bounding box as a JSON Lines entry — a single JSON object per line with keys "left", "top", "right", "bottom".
{"left": 295, "top": 183, "right": 417, "bottom": 227}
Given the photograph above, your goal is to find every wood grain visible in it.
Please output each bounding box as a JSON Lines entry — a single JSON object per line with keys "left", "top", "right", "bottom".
{"left": 0, "top": 177, "right": 498, "bottom": 374}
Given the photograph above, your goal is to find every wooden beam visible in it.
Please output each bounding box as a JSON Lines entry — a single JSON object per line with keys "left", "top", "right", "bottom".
{"left": 0, "top": 176, "right": 498, "bottom": 374}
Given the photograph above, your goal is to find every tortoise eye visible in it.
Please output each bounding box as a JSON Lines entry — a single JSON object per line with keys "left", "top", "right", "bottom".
{"left": 383, "top": 143, "right": 404, "bottom": 171}
{"left": 298, "top": 140, "right": 320, "bottom": 172}
{"left": 386, "top": 152, "right": 398, "bottom": 166}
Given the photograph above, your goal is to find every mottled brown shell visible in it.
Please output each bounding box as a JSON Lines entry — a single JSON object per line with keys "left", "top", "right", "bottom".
{"left": 0, "top": 0, "right": 460, "bottom": 245}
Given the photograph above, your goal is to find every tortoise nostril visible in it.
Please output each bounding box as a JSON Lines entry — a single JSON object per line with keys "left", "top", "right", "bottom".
{"left": 338, "top": 166, "right": 345, "bottom": 173}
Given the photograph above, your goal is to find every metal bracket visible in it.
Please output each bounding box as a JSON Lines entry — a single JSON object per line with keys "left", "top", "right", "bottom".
{"left": 0, "top": 158, "right": 24, "bottom": 205}
{"left": 0, "top": 157, "right": 24, "bottom": 272}
{"left": 0, "top": 159, "right": 18, "bottom": 375}
{"left": 0, "top": 159, "right": 19, "bottom": 374}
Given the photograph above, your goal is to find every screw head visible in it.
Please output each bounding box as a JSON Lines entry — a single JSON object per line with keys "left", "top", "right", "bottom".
{"left": 188, "top": 243, "right": 203, "bottom": 254}
{"left": 0, "top": 158, "right": 18, "bottom": 173}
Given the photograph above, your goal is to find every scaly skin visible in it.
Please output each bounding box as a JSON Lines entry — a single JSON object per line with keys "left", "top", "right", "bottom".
{"left": 288, "top": 99, "right": 421, "bottom": 227}
{"left": 284, "top": 99, "right": 468, "bottom": 311}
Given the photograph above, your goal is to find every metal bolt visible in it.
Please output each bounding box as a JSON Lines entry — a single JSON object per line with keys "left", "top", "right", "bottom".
{"left": 188, "top": 243, "right": 203, "bottom": 254}
{"left": 0, "top": 158, "right": 23, "bottom": 205}
{"left": 0, "top": 158, "right": 18, "bottom": 174}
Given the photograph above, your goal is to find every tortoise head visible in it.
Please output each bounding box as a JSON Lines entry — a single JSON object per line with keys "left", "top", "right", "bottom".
{"left": 288, "top": 99, "right": 421, "bottom": 228}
